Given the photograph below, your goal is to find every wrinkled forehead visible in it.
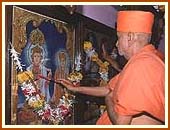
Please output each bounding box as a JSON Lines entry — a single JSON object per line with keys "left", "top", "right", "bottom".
{"left": 117, "top": 31, "right": 128, "bottom": 37}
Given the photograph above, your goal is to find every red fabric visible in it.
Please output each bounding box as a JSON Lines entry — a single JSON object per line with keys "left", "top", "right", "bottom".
{"left": 96, "top": 111, "right": 112, "bottom": 125}
{"left": 96, "top": 44, "right": 165, "bottom": 125}
{"left": 96, "top": 75, "right": 119, "bottom": 125}
{"left": 107, "top": 74, "right": 120, "bottom": 91}
{"left": 117, "top": 11, "right": 154, "bottom": 33}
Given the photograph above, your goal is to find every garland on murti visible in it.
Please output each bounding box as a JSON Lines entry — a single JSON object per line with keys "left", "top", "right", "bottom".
{"left": 10, "top": 44, "right": 74, "bottom": 125}
{"left": 83, "top": 41, "right": 109, "bottom": 85}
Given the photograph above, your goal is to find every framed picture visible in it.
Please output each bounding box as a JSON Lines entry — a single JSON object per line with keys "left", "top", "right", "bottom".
{"left": 5, "top": 5, "right": 75, "bottom": 125}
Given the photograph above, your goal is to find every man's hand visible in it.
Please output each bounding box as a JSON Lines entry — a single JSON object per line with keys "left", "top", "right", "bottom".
{"left": 56, "top": 79, "right": 78, "bottom": 92}
{"left": 102, "top": 44, "right": 121, "bottom": 72}
{"left": 102, "top": 44, "right": 110, "bottom": 60}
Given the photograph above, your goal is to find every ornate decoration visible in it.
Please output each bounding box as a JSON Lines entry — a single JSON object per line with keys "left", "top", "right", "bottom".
{"left": 29, "top": 28, "right": 45, "bottom": 45}
{"left": 11, "top": 6, "right": 75, "bottom": 124}
{"left": 13, "top": 6, "right": 46, "bottom": 52}
{"left": 11, "top": 64, "right": 18, "bottom": 125}
{"left": 67, "top": 71, "right": 83, "bottom": 84}
{"left": 13, "top": 6, "right": 74, "bottom": 61}
{"left": 54, "top": 22, "right": 65, "bottom": 34}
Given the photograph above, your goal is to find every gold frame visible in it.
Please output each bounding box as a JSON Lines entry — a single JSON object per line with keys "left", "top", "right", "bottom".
{"left": 11, "top": 6, "right": 75, "bottom": 124}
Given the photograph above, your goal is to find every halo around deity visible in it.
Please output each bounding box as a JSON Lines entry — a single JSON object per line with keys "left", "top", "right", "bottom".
{"left": 27, "top": 28, "right": 47, "bottom": 65}
{"left": 27, "top": 44, "right": 47, "bottom": 65}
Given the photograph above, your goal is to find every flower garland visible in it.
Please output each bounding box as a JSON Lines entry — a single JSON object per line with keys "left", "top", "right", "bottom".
{"left": 67, "top": 53, "right": 83, "bottom": 84}
{"left": 9, "top": 43, "right": 25, "bottom": 72}
{"left": 83, "top": 41, "right": 109, "bottom": 82}
{"left": 10, "top": 44, "right": 74, "bottom": 125}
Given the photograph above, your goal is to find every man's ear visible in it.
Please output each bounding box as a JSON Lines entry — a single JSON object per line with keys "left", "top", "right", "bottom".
{"left": 127, "top": 32, "right": 135, "bottom": 47}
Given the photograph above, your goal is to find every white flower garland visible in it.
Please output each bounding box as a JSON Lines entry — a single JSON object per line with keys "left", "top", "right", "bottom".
{"left": 9, "top": 43, "right": 74, "bottom": 124}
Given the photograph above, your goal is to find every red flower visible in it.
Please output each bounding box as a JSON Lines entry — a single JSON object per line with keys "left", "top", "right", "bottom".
{"left": 22, "top": 89, "right": 29, "bottom": 95}
{"left": 43, "top": 109, "right": 51, "bottom": 120}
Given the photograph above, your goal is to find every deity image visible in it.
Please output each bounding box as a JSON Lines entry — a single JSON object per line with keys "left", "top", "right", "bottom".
{"left": 51, "top": 49, "right": 70, "bottom": 104}
{"left": 27, "top": 45, "right": 52, "bottom": 102}
{"left": 83, "top": 32, "right": 100, "bottom": 79}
